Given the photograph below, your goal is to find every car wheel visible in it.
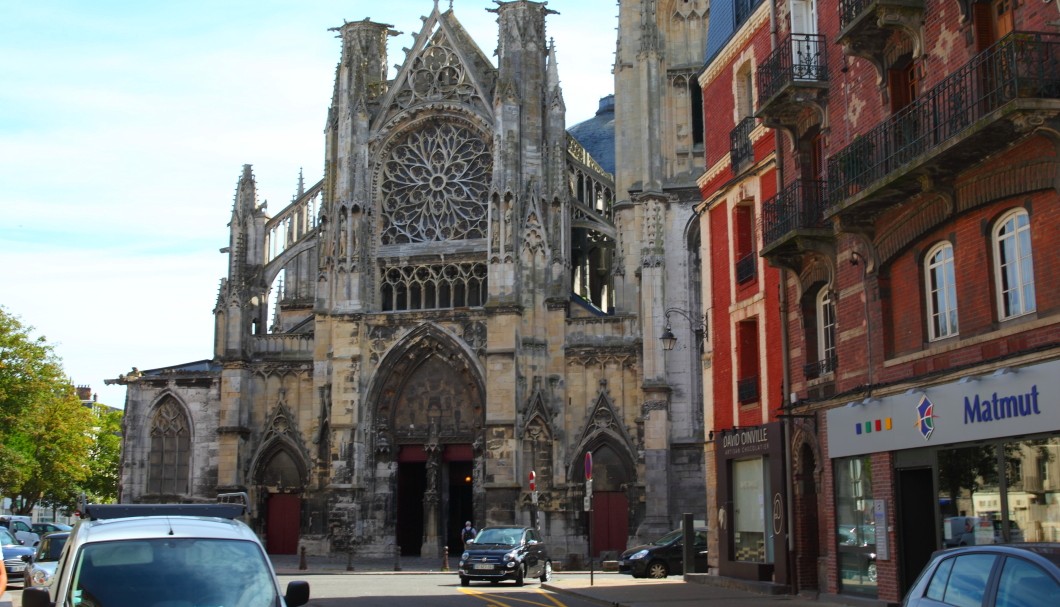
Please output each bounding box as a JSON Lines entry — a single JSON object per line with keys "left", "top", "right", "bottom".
{"left": 460, "top": 576, "right": 470, "bottom": 587}
{"left": 540, "top": 560, "right": 552, "bottom": 583}
{"left": 515, "top": 564, "right": 525, "bottom": 586}
{"left": 646, "top": 560, "right": 668, "bottom": 579}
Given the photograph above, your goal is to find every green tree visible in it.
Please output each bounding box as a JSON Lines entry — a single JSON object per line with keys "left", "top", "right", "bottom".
{"left": 80, "top": 405, "right": 123, "bottom": 505}
{"left": 0, "top": 307, "right": 95, "bottom": 513}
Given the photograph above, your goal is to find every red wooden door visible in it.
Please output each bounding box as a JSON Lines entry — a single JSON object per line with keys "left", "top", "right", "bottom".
{"left": 592, "top": 491, "right": 629, "bottom": 556}
{"left": 266, "top": 493, "right": 301, "bottom": 555}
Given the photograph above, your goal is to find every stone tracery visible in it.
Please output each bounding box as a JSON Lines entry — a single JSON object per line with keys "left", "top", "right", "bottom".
{"left": 380, "top": 121, "right": 491, "bottom": 244}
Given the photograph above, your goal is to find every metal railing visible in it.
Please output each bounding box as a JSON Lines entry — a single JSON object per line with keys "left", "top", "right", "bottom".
{"left": 737, "top": 376, "right": 760, "bottom": 404}
{"left": 730, "top": 116, "right": 757, "bottom": 170}
{"left": 804, "top": 354, "right": 838, "bottom": 380}
{"left": 761, "top": 180, "right": 828, "bottom": 247}
{"left": 828, "top": 31, "right": 1060, "bottom": 205}
{"left": 758, "top": 33, "right": 828, "bottom": 103}
{"left": 735, "top": 252, "right": 757, "bottom": 284}
{"left": 838, "top": 0, "right": 873, "bottom": 30}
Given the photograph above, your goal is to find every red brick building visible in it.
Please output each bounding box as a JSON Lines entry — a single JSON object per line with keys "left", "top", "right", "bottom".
{"left": 744, "top": 0, "right": 1060, "bottom": 603}
{"left": 696, "top": 0, "right": 789, "bottom": 585}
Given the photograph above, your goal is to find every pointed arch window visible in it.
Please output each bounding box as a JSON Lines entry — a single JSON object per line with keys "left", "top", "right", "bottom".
{"left": 148, "top": 399, "right": 191, "bottom": 495}
{"left": 993, "top": 209, "right": 1035, "bottom": 320}
{"left": 925, "top": 242, "right": 959, "bottom": 340}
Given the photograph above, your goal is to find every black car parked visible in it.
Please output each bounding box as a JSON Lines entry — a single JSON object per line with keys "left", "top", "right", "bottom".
{"left": 458, "top": 526, "right": 552, "bottom": 586}
{"left": 619, "top": 527, "right": 708, "bottom": 578}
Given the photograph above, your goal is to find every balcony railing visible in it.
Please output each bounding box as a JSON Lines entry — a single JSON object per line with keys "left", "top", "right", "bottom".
{"left": 758, "top": 33, "right": 828, "bottom": 103}
{"left": 730, "top": 116, "right": 757, "bottom": 170}
{"left": 804, "top": 354, "right": 838, "bottom": 380}
{"left": 735, "top": 252, "right": 757, "bottom": 284}
{"left": 838, "top": 0, "right": 872, "bottom": 29}
{"left": 828, "top": 31, "right": 1060, "bottom": 206}
{"left": 737, "top": 376, "right": 760, "bottom": 404}
{"left": 761, "top": 180, "right": 829, "bottom": 248}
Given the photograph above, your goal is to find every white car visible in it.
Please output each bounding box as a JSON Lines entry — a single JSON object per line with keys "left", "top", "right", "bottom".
{"left": 0, "top": 515, "right": 40, "bottom": 547}
{"left": 21, "top": 497, "right": 309, "bottom": 607}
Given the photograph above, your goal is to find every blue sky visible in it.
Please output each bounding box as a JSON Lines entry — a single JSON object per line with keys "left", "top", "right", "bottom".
{"left": 0, "top": 0, "right": 616, "bottom": 408}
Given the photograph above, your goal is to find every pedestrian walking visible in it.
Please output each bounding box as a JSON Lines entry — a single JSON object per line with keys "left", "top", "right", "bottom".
{"left": 460, "top": 521, "right": 477, "bottom": 543}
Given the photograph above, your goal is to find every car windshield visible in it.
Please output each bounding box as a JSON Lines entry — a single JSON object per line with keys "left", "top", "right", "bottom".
{"left": 70, "top": 538, "right": 279, "bottom": 607}
{"left": 474, "top": 529, "right": 521, "bottom": 546}
{"left": 652, "top": 530, "right": 684, "bottom": 546}
{"left": 0, "top": 528, "right": 16, "bottom": 545}
{"left": 37, "top": 534, "right": 68, "bottom": 561}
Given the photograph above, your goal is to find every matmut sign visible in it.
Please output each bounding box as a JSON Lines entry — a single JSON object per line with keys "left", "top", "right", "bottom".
{"left": 827, "top": 359, "right": 1060, "bottom": 458}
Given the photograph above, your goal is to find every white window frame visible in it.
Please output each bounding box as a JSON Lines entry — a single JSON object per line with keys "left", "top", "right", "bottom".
{"left": 993, "top": 209, "right": 1036, "bottom": 320}
{"left": 925, "top": 242, "right": 959, "bottom": 340}
{"left": 816, "top": 287, "right": 836, "bottom": 366}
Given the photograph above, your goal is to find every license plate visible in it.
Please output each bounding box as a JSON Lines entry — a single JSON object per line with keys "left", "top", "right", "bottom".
{"left": 473, "top": 564, "right": 494, "bottom": 570}
{"left": 9, "top": 565, "right": 24, "bottom": 572}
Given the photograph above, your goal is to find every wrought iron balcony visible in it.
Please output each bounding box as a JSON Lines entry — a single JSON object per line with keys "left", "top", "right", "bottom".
{"left": 735, "top": 252, "right": 757, "bottom": 284}
{"left": 737, "top": 376, "right": 760, "bottom": 404}
{"left": 837, "top": 0, "right": 924, "bottom": 71}
{"left": 827, "top": 32, "right": 1060, "bottom": 221}
{"left": 756, "top": 33, "right": 828, "bottom": 130}
{"left": 804, "top": 354, "right": 838, "bottom": 380}
{"left": 760, "top": 180, "right": 830, "bottom": 261}
{"left": 730, "top": 116, "right": 757, "bottom": 172}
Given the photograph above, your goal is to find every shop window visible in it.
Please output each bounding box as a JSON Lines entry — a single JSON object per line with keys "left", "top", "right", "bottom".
{"left": 733, "top": 457, "right": 771, "bottom": 562}
{"left": 835, "top": 455, "right": 877, "bottom": 596}
{"left": 925, "top": 242, "right": 959, "bottom": 341}
{"left": 993, "top": 209, "right": 1035, "bottom": 320}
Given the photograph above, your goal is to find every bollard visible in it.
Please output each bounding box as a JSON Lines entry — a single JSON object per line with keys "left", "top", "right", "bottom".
{"left": 298, "top": 546, "right": 308, "bottom": 571}
{"left": 347, "top": 547, "right": 355, "bottom": 572}
{"left": 442, "top": 546, "right": 450, "bottom": 571}
{"left": 394, "top": 544, "right": 402, "bottom": 571}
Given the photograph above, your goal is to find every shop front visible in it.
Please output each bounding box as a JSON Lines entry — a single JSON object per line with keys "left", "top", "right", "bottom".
{"left": 828, "top": 358, "right": 1060, "bottom": 596}
{"left": 715, "top": 421, "right": 789, "bottom": 584}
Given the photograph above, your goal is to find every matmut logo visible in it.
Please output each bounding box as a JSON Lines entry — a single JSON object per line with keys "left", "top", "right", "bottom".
{"left": 915, "top": 395, "right": 937, "bottom": 440}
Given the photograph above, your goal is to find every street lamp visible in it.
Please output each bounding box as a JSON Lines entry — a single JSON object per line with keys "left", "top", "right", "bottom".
{"left": 660, "top": 307, "right": 706, "bottom": 352}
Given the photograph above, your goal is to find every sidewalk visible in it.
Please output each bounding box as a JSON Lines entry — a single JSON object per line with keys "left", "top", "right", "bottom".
{"left": 270, "top": 553, "right": 896, "bottom": 607}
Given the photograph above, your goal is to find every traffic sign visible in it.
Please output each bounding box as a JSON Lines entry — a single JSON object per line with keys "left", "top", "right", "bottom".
{"left": 529, "top": 470, "right": 536, "bottom": 492}
{"left": 584, "top": 452, "right": 593, "bottom": 481}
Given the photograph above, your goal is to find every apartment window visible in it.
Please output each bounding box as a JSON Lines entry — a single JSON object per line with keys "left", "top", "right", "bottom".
{"left": 993, "top": 209, "right": 1035, "bottom": 320}
{"left": 817, "top": 287, "right": 837, "bottom": 369}
{"left": 925, "top": 242, "right": 959, "bottom": 340}
{"left": 734, "top": 205, "right": 757, "bottom": 284}
{"left": 737, "top": 319, "right": 760, "bottom": 403}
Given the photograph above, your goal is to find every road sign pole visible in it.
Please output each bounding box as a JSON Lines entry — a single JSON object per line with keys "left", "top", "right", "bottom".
{"left": 585, "top": 451, "right": 594, "bottom": 587}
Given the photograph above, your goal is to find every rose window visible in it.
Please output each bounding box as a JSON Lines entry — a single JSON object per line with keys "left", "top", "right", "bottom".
{"left": 380, "top": 122, "right": 491, "bottom": 244}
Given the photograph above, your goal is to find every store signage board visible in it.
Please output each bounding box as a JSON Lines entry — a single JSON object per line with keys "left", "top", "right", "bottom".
{"left": 827, "top": 359, "right": 1060, "bottom": 458}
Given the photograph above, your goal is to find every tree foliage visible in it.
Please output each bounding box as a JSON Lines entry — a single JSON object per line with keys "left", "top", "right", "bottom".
{"left": 0, "top": 307, "right": 120, "bottom": 514}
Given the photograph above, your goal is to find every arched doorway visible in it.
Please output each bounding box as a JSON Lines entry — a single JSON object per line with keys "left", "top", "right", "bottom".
{"left": 370, "top": 326, "right": 485, "bottom": 557}
{"left": 585, "top": 444, "right": 632, "bottom": 557}
{"left": 259, "top": 448, "right": 305, "bottom": 555}
{"left": 795, "top": 441, "right": 820, "bottom": 591}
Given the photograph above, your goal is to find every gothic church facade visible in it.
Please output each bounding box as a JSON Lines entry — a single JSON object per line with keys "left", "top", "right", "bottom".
{"left": 114, "top": 1, "right": 709, "bottom": 561}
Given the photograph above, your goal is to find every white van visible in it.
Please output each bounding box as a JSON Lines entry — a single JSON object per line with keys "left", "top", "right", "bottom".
{"left": 0, "top": 514, "right": 41, "bottom": 546}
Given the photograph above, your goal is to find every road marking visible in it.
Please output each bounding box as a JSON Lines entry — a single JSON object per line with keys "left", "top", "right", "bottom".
{"left": 458, "top": 587, "right": 570, "bottom": 607}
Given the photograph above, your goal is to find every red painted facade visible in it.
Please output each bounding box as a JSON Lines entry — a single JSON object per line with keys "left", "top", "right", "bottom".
{"left": 698, "top": 0, "right": 1060, "bottom": 602}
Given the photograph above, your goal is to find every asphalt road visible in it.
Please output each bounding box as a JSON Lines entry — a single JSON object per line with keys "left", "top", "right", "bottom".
{"left": 1, "top": 572, "right": 604, "bottom": 607}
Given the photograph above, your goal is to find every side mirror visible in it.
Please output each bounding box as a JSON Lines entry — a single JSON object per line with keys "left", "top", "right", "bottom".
{"left": 284, "top": 581, "right": 310, "bottom": 607}
{"left": 21, "top": 554, "right": 33, "bottom": 564}
{"left": 22, "top": 586, "right": 52, "bottom": 607}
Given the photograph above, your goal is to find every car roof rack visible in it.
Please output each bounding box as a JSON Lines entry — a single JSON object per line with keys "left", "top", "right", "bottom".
{"left": 82, "top": 503, "right": 246, "bottom": 521}
{"left": 82, "top": 493, "right": 250, "bottom": 521}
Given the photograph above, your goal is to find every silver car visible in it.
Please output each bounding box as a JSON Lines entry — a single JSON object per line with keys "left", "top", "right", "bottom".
{"left": 902, "top": 543, "right": 1060, "bottom": 606}
{"left": 21, "top": 499, "right": 310, "bottom": 607}
{"left": 24, "top": 530, "right": 69, "bottom": 587}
